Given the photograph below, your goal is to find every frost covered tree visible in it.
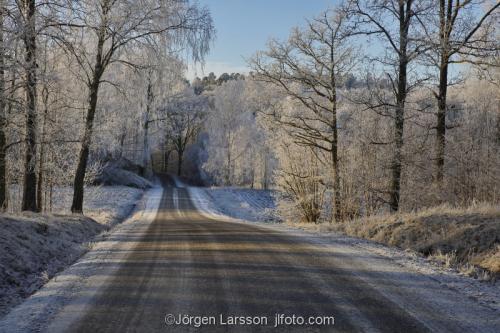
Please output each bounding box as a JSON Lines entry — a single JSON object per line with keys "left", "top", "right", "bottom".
{"left": 50, "top": 0, "right": 214, "bottom": 213}
{"left": 200, "top": 77, "right": 275, "bottom": 188}
{"left": 420, "top": 0, "right": 499, "bottom": 183}
{"left": 160, "top": 87, "right": 208, "bottom": 176}
{"left": 203, "top": 80, "right": 250, "bottom": 185}
{"left": 16, "top": 0, "right": 38, "bottom": 211}
{"left": 134, "top": 46, "right": 185, "bottom": 178}
{"left": 347, "top": 0, "right": 432, "bottom": 212}
{"left": 250, "top": 7, "right": 357, "bottom": 221}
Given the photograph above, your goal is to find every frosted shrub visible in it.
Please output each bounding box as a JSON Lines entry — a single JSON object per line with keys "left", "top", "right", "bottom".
{"left": 273, "top": 141, "right": 326, "bottom": 223}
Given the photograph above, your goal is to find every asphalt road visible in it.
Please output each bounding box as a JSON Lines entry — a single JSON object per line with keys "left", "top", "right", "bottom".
{"left": 43, "top": 178, "right": 498, "bottom": 332}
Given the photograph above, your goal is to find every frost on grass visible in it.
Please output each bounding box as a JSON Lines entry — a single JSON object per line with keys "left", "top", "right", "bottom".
{"left": 198, "top": 187, "right": 280, "bottom": 223}
{"left": 94, "top": 158, "right": 153, "bottom": 189}
{"left": 0, "top": 186, "right": 143, "bottom": 318}
{"left": 51, "top": 186, "right": 143, "bottom": 225}
{"left": 325, "top": 203, "right": 500, "bottom": 277}
{"left": 0, "top": 214, "right": 104, "bottom": 317}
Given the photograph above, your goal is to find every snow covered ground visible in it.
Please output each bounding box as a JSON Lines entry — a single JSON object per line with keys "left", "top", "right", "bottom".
{"left": 187, "top": 186, "right": 279, "bottom": 222}
{"left": 0, "top": 186, "right": 163, "bottom": 332}
{"left": 0, "top": 186, "right": 144, "bottom": 318}
{"left": 188, "top": 185, "right": 500, "bottom": 314}
{"left": 8, "top": 185, "right": 143, "bottom": 226}
{"left": 50, "top": 186, "right": 144, "bottom": 225}
{"left": 2, "top": 182, "right": 499, "bottom": 332}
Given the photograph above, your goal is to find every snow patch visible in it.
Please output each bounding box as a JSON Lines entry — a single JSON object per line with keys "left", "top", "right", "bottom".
{"left": 187, "top": 186, "right": 279, "bottom": 223}
{"left": 94, "top": 157, "right": 153, "bottom": 189}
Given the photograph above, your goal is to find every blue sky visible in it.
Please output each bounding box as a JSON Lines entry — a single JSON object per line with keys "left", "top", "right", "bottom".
{"left": 187, "top": 0, "right": 338, "bottom": 79}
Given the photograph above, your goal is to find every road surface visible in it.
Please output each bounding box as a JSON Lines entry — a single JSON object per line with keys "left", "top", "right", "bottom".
{"left": 22, "top": 178, "right": 500, "bottom": 332}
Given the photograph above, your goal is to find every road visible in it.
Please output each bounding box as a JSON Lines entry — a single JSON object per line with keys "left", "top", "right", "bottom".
{"left": 37, "top": 178, "right": 498, "bottom": 332}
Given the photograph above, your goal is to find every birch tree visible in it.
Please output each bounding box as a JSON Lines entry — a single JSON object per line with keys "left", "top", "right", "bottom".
{"left": 138, "top": 47, "right": 184, "bottom": 178}
{"left": 203, "top": 79, "right": 250, "bottom": 185}
{"left": 52, "top": 0, "right": 214, "bottom": 213}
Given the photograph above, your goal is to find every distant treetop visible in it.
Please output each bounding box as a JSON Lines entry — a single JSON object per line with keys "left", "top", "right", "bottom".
{"left": 192, "top": 72, "right": 246, "bottom": 94}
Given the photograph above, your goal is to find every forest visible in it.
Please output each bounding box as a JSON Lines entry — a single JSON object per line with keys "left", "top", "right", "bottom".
{"left": 0, "top": 1, "right": 500, "bottom": 331}
{"left": 0, "top": 0, "right": 499, "bottom": 225}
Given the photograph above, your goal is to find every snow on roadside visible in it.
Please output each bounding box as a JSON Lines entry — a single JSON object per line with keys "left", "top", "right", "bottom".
{"left": 0, "top": 214, "right": 104, "bottom": 318}
{"left": 306, "top": 227, "right": 500, "bottom": 313}
{"left": 50, "top": 186, "right": 144, "bottom": 225}
{"left": 190, "top": 185, "right": 500, "bottom": 314}
{"left": 187, "top": 185, "right": 279, "bottom": 223}
{"left": 0, "top": 186, "right": 144, "bottom": 319}
{"left": 0, "top": 186, "right": 163, "bottom": 333}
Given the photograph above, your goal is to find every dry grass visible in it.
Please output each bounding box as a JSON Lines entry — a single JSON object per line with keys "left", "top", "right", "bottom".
{"left": 290, "top": 203, "right": 500, "bottom": 277}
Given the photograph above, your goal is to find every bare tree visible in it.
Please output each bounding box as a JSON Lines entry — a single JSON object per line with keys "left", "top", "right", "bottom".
{"left": 142, "top": 70, "right": 155, "bottom": 178}
{"left": 19, "top": 0, "right": 37, "bottom": 211}
{"left": 36, "top": 37, "right": 59, "bottom": 212}
{"left": 422, "top": 0, "right": 499, "bottom": 182}
{"left": 162, "top": 88, "right": 206, "bottom": 176}
{"left": 50, "top": 0, "right": 214, "bottom": 213}
{"left": 203, "top": 79, "right": 251, "bottom": 186}
{"left": 348, "top": 0, "right": 431, "bottom": 212}
{"left": 139, "top": 48, "right": 185, "bottom": 179}
{"left": 250, "top": 8, "right": 356, "bottom": 221}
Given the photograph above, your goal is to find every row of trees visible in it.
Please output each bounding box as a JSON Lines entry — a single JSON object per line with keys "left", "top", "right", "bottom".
{"left": 185, "top": 1, "right": 498, "bottom": 223}
{"left": 247, "top": 0, "right": 499, "bottom": 222}
{"left": 0, "top": 0, "right": 214, "bottom": 213}
{"left": 155, "top": 77, "right": 273, "bottom": 189}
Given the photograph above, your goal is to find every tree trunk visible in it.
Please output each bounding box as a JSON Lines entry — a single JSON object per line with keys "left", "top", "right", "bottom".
{"left": 391, "top": 100, "right": 405, "bottom": 212}
{"left": 435, "top": 0, "right": 450, "bottom": 183}
{"left": 435, "top": 0, "right": 453, "bottom": 184}
{"left": 71, "top": 48, "right": 105, "bottom": 214}
{"left": 330, "top": 105, "right": 341, "bottom": 221}
{"left": 71, "top": 78, "right": 101, "bottom": 213}
{"left": 177, "top": 148, "right": 183, "bottom": 176}
{"left": 164, "top": 149, "right": 171, "bottom": 173}
{"left": 330, "top": 43, "right": 341, "bottom": 222}
{"left": 142, "top": 119, "right": 150, "bottom": 177}
{"left": 142, "top": 78, "right": 153, "bottom": 178}
{"left": 262, "top": 149, "right": 268, "bottom": 190}
{"left": 49, "top": 181, "right": 53, "bottom": 212}
{"left": 389, "top": 3, "right": 409, "bottom": 212}
{"left": 435, "top": 59, "right": 448, "bottom": 183}
{"left": 118, "top": 130, "right": 126, "bottom": 158}
{"left": 496, "top": 101, "right": 500, "bottom": 146}
{"left": 226, "top": 135, "right": 232, "bottom": 185}
{"left": 36, "top": 87, "right": 49, "bottom": 212}
{"left": 0, "top": 2, "right": 6, "bottom": 211}
{"left": 21, "top": 0, "right": 38, "bottom": 212}
{"left": 71, "top": 0, "right": 111, "bottom": 214}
